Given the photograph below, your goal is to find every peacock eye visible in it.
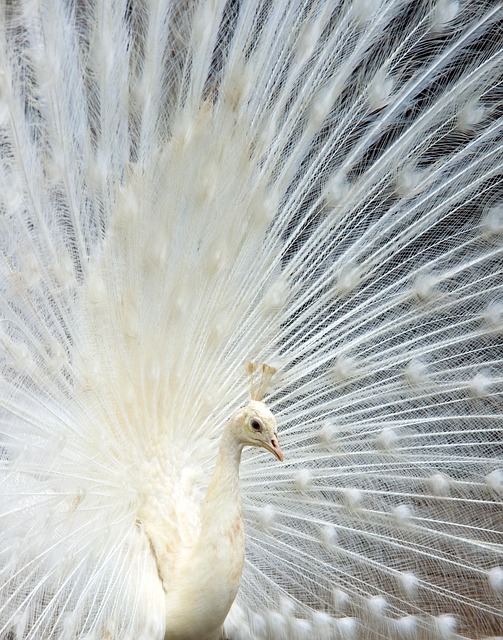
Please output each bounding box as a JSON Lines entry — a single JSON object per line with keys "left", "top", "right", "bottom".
{"left": 250, "top": 419, "right": 262, "bottom": 432}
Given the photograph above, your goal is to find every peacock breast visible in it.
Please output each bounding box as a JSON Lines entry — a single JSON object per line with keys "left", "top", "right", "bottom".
{"left": 163, "top": 509, "right": 245, "bottom": 640}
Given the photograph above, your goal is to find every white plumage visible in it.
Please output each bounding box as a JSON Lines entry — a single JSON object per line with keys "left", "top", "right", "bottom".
{"left": 0, "top": 1, "right": 502, "bottom": 639}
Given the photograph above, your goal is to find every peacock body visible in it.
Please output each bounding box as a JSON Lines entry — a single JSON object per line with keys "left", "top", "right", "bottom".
{"left": 0, "top": 0, "right": 502, "bottom": 638}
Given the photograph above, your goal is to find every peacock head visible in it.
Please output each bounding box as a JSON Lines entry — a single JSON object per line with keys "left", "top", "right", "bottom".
{"left": 238, "top": 400, "right": 283, "bottom": 461}
{"left": 231, "top": 362, "right": 284, "bottom": 461}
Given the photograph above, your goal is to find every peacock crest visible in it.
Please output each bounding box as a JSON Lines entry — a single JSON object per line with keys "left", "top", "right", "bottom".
{"left": 246, "top": 362, "right": 277, "bottom": 402}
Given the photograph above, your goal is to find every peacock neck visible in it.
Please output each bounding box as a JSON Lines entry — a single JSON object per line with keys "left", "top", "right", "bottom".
{"left": 202, "top": 423, "right": 244, "bottom": 521}
{"left": 163, "top": 421, "right": 246, "bottom": 639}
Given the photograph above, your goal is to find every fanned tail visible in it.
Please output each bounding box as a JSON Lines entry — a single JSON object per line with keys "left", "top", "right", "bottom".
{"left": 0, "top": 1, "right": 502, "bottom": 639}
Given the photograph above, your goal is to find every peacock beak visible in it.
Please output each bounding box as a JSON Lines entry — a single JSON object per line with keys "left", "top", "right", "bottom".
{"left": 264, "top": 438, "right": 284, "bottom": 462}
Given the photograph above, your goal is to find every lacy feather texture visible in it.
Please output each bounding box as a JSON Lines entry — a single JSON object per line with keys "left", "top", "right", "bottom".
{"left": 0, "top": 1, "right": 502, "bottom": 639}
